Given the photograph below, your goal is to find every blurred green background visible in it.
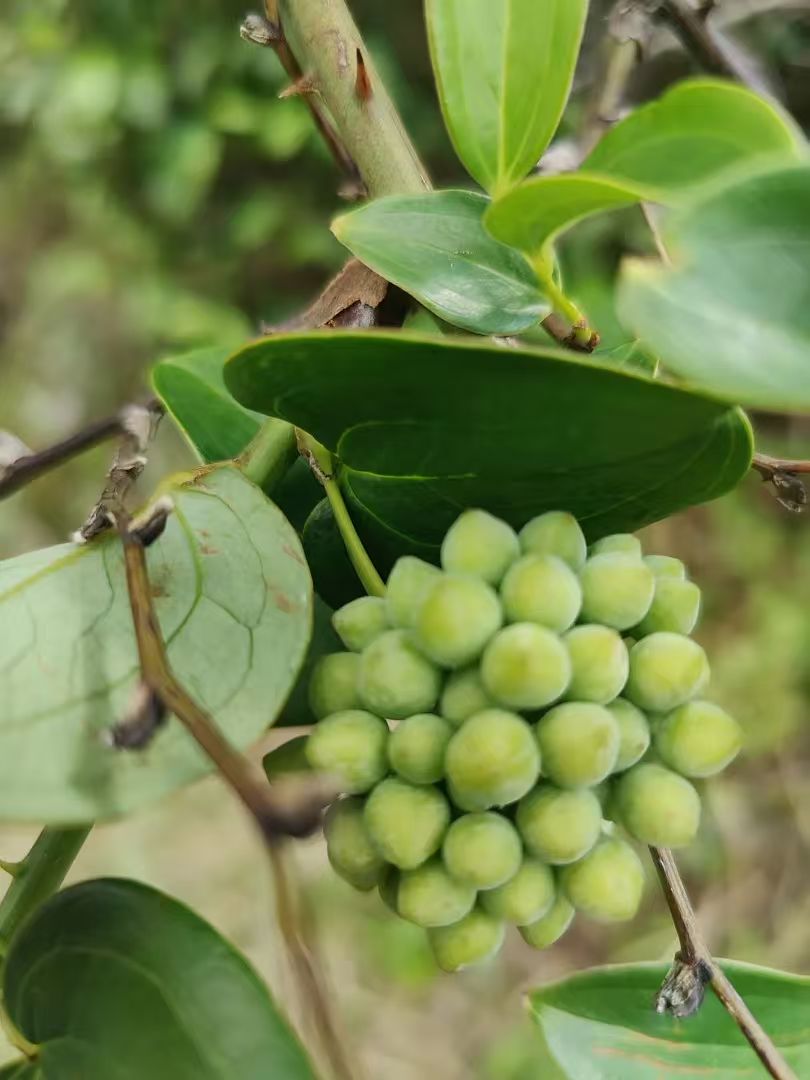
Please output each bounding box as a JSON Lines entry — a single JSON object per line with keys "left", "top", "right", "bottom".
{"left": 2, "top": 1, "right": 810, "bottom": 1075}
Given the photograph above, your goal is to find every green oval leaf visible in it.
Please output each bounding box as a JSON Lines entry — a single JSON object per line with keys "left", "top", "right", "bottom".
{"left": 426, "top": 0, "right": 588, "bottom": 195}
{"left": 3, "top": 878, "right": 316, "bottom": 1080}
{"left": 331, "top": 190, "right": 547, "bottom": 335}
{"left": 619, "top": 163, "right": 810, "bottom": 413}
{"left": 0, "top": 465, "right": 311, "bottom": 823}
{"left": 530, "top": 961, "right": 810, "bottom": 1078}
{"left": 224, "top": 331, "right": 753, "bottom": 556}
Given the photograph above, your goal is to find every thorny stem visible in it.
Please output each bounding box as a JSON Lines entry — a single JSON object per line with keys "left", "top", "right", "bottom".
{"left": 651, "top": 848, "right": 797, "bottom": 1080}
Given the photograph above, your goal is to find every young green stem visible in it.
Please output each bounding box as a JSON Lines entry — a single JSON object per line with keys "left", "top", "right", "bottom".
{"left": 237, "top": 418, "right": 297, "bottom": 490}
{"left": 533, "top": 259, "right": 599, "bottom": 350}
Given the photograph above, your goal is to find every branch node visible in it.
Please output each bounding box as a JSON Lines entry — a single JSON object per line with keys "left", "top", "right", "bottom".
{"left": 108, "top": 681, "right": 167, "bottom": 750}
{"left": 130, "top": 496, "right": 175, "bottom": 547}
{"left": 240, "top": 12, "right": 283, "bottom": 47}
{"left": 655, "top": 953, "right": 712, "bottom": 1018}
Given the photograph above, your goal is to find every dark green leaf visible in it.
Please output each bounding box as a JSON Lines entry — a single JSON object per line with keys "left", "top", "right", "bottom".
{"left": 530, "top": 960, "right": 810, "bottom": 1078}
{"left": 331, "top": 190, "right": 547, "bottom": 335}
{"left": 619, "top": 163, "right": 810, "bottom": 413}
{"left": 301, "top": 499, "right": 364, "bottom": 610}
{"left": 225, "top": 331, "right": 753, "bottom": 558}
{"left": 0, "top": 1064, "right": 41, "bottom": 1078}
{"left": 3, "top": 878, "right": 316, "bottom": 1080}
{"left": 426, "top": 0, "right": 588, "bottom": 194}
{"left": 0, "top": 465, "right": 311, "bottom": 823}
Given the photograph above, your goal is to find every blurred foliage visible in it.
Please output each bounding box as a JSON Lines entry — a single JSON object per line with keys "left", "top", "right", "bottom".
{"left": 2, "top": 1, "right": 810, "bottom": 1077}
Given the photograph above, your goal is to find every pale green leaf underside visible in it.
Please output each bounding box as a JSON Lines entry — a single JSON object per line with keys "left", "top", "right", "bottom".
{"left": 619, "top": 163, "right": 810, "bottom": 413}
{"left": 530, "top": 960, "right": 810, "bottom": 1078}
{"left": 426, "top": 0, "right": 588, "bottom": 194}
{"left": 0, "top": 465, "right": 311, "bottom": 823}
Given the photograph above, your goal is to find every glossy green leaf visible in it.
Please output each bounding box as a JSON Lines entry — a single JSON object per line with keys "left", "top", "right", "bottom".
{"left": 530, "top": 960, "right": 810, "bottom": 1078}
{"left": 152, "top": 346, "right": 264, "bottom": 463}
{"left": 3, "top": 878, "right": 316, "bottom": 1079}
{"left": 0, "top": 1064, "right": 40, "bottom": 1079}
{"left": 225, "top": 331, "right": 753, "bottom": 558}
{"left": 619, "top": 163, "right": 810, "bottom": 413}
{"left": 426, "top": 0, "right": 588, "bottom": 194}
{"left": 0, "top": 465, "right": 311, "bottom": 823}
{"left": 332, "top": 190, "right": 547, "bottom": 335}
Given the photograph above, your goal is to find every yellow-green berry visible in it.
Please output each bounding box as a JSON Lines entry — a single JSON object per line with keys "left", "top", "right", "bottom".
{"left": 607, "top": 698, "right": 651, "bottom": 772}
{"left": 479, "top": 858, "right": 556, "bottom": 925}
{"left": 561, "top": 837, "right": 645, "bottom": 923}
{"left": 386, "top": 556, "right": 441, "bottom": 629}
{"left": 590, "top": 534, "right": 642, "bottom": 558}
{"left": 481, "top": 623, "right": 571, "bottom": 710}
{"left": 413, "top": 573, "right": 502, "bottom": 668}
{"left": 324, "top": 797, "right": 385, "bottom": 891}
{"left": 397, "top": 859, "right": 477, "bottom": 927}
{"left": 428, "top": 908, "right": 505, "bottom": 972}
{"left": 655, "top": 700, "right": 741, "bottom": 778}
{"left": 358, "top": 629, "right": 441, "bottom": 719}
{"left": 644, "top": 555, "right": 686, "bottom": 580}
{"left": 500, "top": 554, "right": 582, "bottom": 633}
{"left": 535, "top": 703, "right": 620, "bottom": 788}
{"left": 440, "top": 667, "right": 495, "bottom": 726}
{"left": 445, "top": 709, "right": 540, "bottom": 810}
{"left": 579, "top": 553, "right": 655, "bottom": 630}
{"left": 332, "top": 596, "right": 389, "bottom": 652}
{"left": 635, "top": 578, "right": 701, "bottom": 636}
{"left": 442, "top": 812, "right": 523, "bottom": 889}
{"left": 441, "top": 509, "right": 520, "bottom": 585}
{"left": 363, "top": 778, "right": 451, "bottom": 869}
{"left": 308, "top": 652, "right": 361, "bottom": 720}
{"left": 519, "top": 511, "right": 587, "bottom": 571}
{"left": 516, "top": 784, "right": 602, "bottom": 864}
{"left": 625, "top": 632, "right": 710, "bottom": 712}
{"left": 614, "top": 762, "right": 701, "bottom": 847}
{"left": 563, "top": 625, "right": 629, "bottom": 704}
{"left": 388, "top": 713, "right": 453, "bottom": 785}
{"left": 519, "top": 894, "right": 575, "bottom": 947}
{"left": 305, "top": 710, "right": 388, "bottom": 793}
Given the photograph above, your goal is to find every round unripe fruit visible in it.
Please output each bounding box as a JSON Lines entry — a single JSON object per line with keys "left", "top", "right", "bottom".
{"left": 388, "top": 713, "right": 453, "bottom": 785}
{"left": 444, "top": 709, "right": 540, "bottom": 810}
{"left": 579, "top": 553, "right": 655, "bottom": 630}
{"left": 305, "top": 710, "right": 388, "bottom": 794}
{"left": 440, "top": 667, "right": 495, "bottom": 726}
{"left": 635, "top": 578, "right": 701, "bottom": 637}
{"left": 357, "top": 629, "right": 441, "bottom": 719}
{"left": 561, "top": 837, "right": 645, "bottom": 923}
{"left": 308, "top": 653, "right": 361, "bottom": 720}
{"left": 516, "top": 784, "right": 602, "bottom": 864}
{"left": 441, "top": 509, "right": 520, "bottom": 585}
{"left": 397, "top": 859, "right": 476, "bottom": 927}
{"left": 655, "top": 701, "right": 742, "bottom": 778}
{"left": 413, "top": 574, "right": 502, "bottom": 668}
{"left": 480, "top": 858, "right": 555, "bottom": 925}
{"left": 378, "top": 865, "right": 400, "bottom": 912}
{"left": 625, "top": 633, "right": 710, "bottom": 713}
{"left": 324, "top": 798, "right": 385, "bottom": 891}
{"left": 644, "top": 555, "right": 686, "bottom": 580}
{"left": 535, "top": 703, "right": 620, "bottom": 788}
{"left": 500, "top": 554, "right": 582, "bottom": 633}
{"left": 428, "top": 908, "right": 505, "bottom": 972}
{"left": 386, "top": 556, "right": 441, "bottom": 629}
{"left": 480, "top": 623, "right": 571, "bottom": 710}
{"left": 615, "top": 763, "right": 701, "bottom": 847}
{"left": 332, "top": 596, "right": 389, "bottom": 652}
{"left": 519, "top": 894, "right": 575, "bottom": 947}
{"left": 363, "top": 778, "right": 450, "bottom": 869}
{"left": 563, "top": 625, "right": 629, "bottom": 704}
{"left": 519, "top": 511, "right": 587, "bottom": 571}
{"left": 442, "top": 812, "right": 523, "bottom": 889}
{"left": 590, "top": 533, "right": 642, "bottom": 558}
{"left": 607, "top": 698, "right": 651, "bottom": 772}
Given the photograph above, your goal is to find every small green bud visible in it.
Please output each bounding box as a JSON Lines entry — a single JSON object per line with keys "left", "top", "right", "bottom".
{"left": 440, "top": 666, "right": 495, "bottom": 726}
{"left": 428, "top": 908, "right": 505, "bottom": 972}
{"left": 500, "top": 554, "right": 582, "bottom": 633}
{"left": 563, "top": 625, "right": 629, "bottom": 704}
{"left": 445, "top": 709, "right": 540, "bottom": 810}
{"left": 479, "top": 858, "right": 555, "bottom": 925}
{"left": 481, "top": 623, "right": 571, "bottom": 710}
{"left": 388, "top": 713, "right": 453, "bottom": 785}
{"left": 308, "top": 652, "right": 361, "bottom": 720}
{"left": 442, "top": 812, "right": 523, "bottom": 889}
{"left": 441, "top": 509, "right": 520, "bottom": 585}
{"left": 535, "top": 703, "right": 620, "bottom": 788}
{"left": 519, "top": 894, "right": 575, "bottom": 948}
{"left": 644, "top": 555, "right": 686, "bottom": 580}
{"left": 579, "top": 553, "right": 655, "bottom": 630}
{"left": 358, "top": 629, "right": 441, "bottom": 719}
{"left": 635, "top": 578, "right": 701, "bottom": 636}
{"left": 332, "top": 596, "right": 389, "bottom": 652}
{"left": 413, "top": 573, "right": 502, "bottom": 668}
{"left": 397, "top": 859, "right": 476, "bottom": 927}
{"left": 625, "top": 633, "right": 710, "bottom": 712}
{"left": 615, "top": 763, "right": 701, "bottom": 847}
{"left": 589, "top": 534, "right": 642, "bottom": 558}
{"left": 516, "top": 784, "right": 602, "bottom": 864}
{"left": 655, "top": 700, "right": 742, "bottom": 778}
{"left": 324, "top": 797, "right": 385, "bottom": 891}
{"left": 561, "top": 837, "right": 645, "bottom": 923}
{"left": 386, "top": 556, "right": 441, "bottom": 629}
{"left": 519, "top": 511, "right": 587, "bottom": 571}
{"left": 305, "top": 710, "right": 388, "bottom": 794}
{"left": 607, "top": 698, "right": 651, "bottom": 772}
{"left": 363, "top": 778, "right": 450, "bottom": 869}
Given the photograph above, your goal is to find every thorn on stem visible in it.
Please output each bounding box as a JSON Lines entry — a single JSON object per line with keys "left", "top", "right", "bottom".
{"left": 355, "top": 48, "right": 372, "bottom": 101}
{"left": 279, "top": 74, "right": 318, "bottom": 99}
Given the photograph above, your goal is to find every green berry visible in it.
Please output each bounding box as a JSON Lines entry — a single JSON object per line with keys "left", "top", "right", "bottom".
{"left": 445, "top": 709, "right": 540, "bottom": 810}
{"left": 579, "top": 553, "right": 655, "bottom": 630}
{"left": 397, "top": 859, "right": 477, "bottom": 927}
{"left": 413, "top": 574, "right": 502, "bottom": 668}
{"left": 442, "top": 812, "right": 523, "bottom": 889}
{"left": 305, "top": 710, "right": 388, "bottom": 794}
{"left": 440, "top": 667, "right": 495, "bottom": 726}
{"left": 635, "top": 578, "right": 701, "bottom": 636}
{"left": 590, "top": 534, "right": 642, "bottom": 558}
{"left": 644, "top": 555, "right": 686, "bottom": 580}
{"left": 441, "top": 509, "right": 520, "bottom": 585}
{"left": 480, "top": 858, "right": 555, "bottom": 925}
{"left": 388, "top": 713, "right": 453, "bottom": 785}
{"left": 386, "top": 556, "right": 441, "bottom": 629}
{"left": 480, "top": 623, "right": 571, "bottom": 710}
{"left": 655, "top": 700, "right": 742, "bottom": 778}
{"left": 535, "top": 703, "right": 620, "bottom": 788}
{"left": 308, "top": 652, "right": 361, "bottom": 720}
{"left": 519, "top": 511, "right": 587, "bottom": 571}
{"left": 615, "top": 763, "right": 701, "bottom": 847}
{"left": 607, "top": 698, "right": 651, "bottom": 772}
{"left": 378, "top": 865, "right": 400, "bottom": 912}
{"left": 500, "top": 554, "right": 582, "bottom": 633}
{"left": 625, "top": 632, "right": 710, "bottom": 712}
{"left": 363, "top": 778, "right": 450, "bottom": 869}
{"left": 332, "top": 596, "right": 389, "bottom": 652}
{"left": 358, "top": 629, "right": 441, "bottom": 719}
{"left": 516, "top": 784, "right": 602, "bottom": 864}
{"left": 563, "top": 625, "right": 629, "bottom": 704}
{"left": 561, "top": 837, "right": 644, "bottom": 923}
{"left": 428, "top": 908, "right": 505, "bottom": 972}
{"left": 323, "top": 797, "right": 385, "bottom": 891}
{"left": 519, "top": 894, "right": 575, "bottom": 947}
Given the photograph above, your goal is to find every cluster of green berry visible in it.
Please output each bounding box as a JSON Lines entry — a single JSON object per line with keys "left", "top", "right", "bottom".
{"left": 305, "top": 510, "right": 742, "bottom": 972}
